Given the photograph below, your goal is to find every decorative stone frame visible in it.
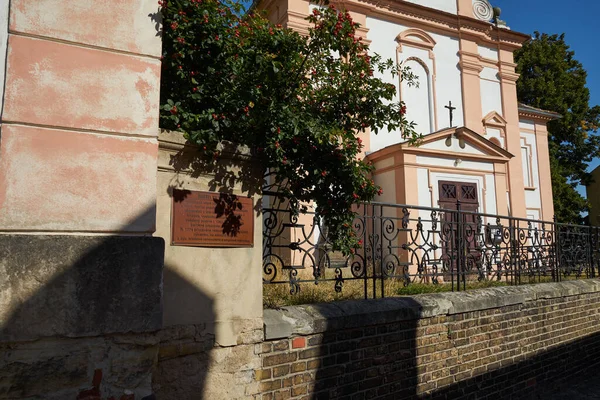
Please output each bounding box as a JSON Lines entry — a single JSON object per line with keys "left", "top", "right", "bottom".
{"left": 520, "top": 136, "right": 536, "bottom": 190}
{"left": 482, "top": 111, "right": 507, "bottom": 147}
{"left": 395, "top": 28, "right": 438, "bottom": 132}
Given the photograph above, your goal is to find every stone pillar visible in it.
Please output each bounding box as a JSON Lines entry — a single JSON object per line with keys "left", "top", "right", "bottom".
{"left": 154, "top": 132, "right": 264, "bottom": 399}
{"left": 534, "top": 122, "right": 555, "bottom": 221}
{"left": 458, "top": 39, "right": 485, "bottom": 133}
{"left": 0, "top": 1, "right": 164, "bottom": 398}
{"left": 457, "top": 0, "right": 475, "bottom": 18}
{"left": 498, "top": 48, "right": 527, "bottom": 218}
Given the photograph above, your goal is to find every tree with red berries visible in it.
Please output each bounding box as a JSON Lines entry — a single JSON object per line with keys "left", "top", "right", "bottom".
{"left": 160, "top": 0, "right": 418, "bottom": 252}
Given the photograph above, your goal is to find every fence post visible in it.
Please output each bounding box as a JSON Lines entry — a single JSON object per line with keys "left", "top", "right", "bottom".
{"left": 509, "top": 218, "right": 518, "bottom": 286}
{"left": 553, "top": 216, "right": 560, "bottom": 282}
{"left": 588, "top": 227, "right": 595, "bottom": 278}
{"left": 456, "top": 200, "right": 463, "bottom": 291}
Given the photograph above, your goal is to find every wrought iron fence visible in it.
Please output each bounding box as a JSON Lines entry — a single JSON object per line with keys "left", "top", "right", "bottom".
{"left": 262, "top": 193, "right": 599, "bottom": 298}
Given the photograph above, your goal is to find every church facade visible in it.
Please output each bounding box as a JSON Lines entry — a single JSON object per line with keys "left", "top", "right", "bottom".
{"left": 260, "top": 0, "right": 559, "bottom": 221}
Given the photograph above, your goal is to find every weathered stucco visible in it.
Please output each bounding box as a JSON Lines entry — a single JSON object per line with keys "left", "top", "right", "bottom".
{"left": 3, "top": 35, "right": 160, "bottom": 136}
{"left": 0, "top": 125, "right": 158, "bottom": 232}
{"left": 156, "top": 131, "right": 264, "bottom": 347}
{"left": 9, "top": 0, "right": 161, "bottom": 57}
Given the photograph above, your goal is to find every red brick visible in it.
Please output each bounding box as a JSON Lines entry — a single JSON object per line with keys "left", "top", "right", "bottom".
{"left": 292, "top": 337, "right": 306, "bottom": 349}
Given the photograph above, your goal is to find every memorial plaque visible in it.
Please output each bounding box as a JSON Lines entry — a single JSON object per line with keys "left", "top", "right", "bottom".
{"left": 171, "top": 189, "right": 254, "bottom": 247}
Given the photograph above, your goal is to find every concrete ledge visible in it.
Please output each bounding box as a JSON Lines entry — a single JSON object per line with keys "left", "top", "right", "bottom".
{"left": 264, "top": 279, "right": 600, "bottom": 339}
{"left": 0, "top": 235, "right": 165, "bottom": 342}
{"left": 158, "top": 130, "right": 253, "bottom": 161}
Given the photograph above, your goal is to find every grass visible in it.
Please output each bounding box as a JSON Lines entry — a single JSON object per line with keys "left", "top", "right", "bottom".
{"left": 263, "top": 277, "right": 510, "bottom": 309}
{"left": 263, "top": 264, "right": 594, "bottom": 308}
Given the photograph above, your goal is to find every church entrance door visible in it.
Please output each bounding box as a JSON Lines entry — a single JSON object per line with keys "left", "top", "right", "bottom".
{"left": 437, "top": 181, "right": 480, "bottom": 284}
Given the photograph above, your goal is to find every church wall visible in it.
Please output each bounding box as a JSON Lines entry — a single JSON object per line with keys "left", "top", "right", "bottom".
{"left": 404, "top": 0, "right": 457, "bottom": 15}
{"left": 485, "top": 127, "right": 505, "bottom": 147}
{"left": 420, "top": 138, "right": 487, "bottom": 155}
{"left": 0, "top": 13, "right": 161, "bottom": 233}
{"left": 413, "top": 164, "right": 497, "bottom": 268}
{"left": 366, "top": 17, "right": 462, "bottom": 152}
{"left": 480, "top": 67, "right": 503, "bottom": 118}
{"left": 478, "top": 45, "right": 499, "bottom": 61}
{"left": 414, "top": 162, "right": 497, "bottom": 217}
{"left": 519, "top": 118, "right": 550, "bottom": 221}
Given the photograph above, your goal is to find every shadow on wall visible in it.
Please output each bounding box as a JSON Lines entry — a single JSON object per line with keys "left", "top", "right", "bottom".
{"left": 168, "top": 138, "right": 265, "bottom": 215}
{"left": 262, "top": 298, "right": 423, "bottom": 399}
{"left": 310, "top": 299, "right": 421, "bottom": 399}
{"left": 261, "top": 286, "right": 600, "bottom": 400}
{"left": 430, "top": 330, "right": 600, "bottom": 399}
{"left": 0, "top": 207, "right": 214, "bottom": 400}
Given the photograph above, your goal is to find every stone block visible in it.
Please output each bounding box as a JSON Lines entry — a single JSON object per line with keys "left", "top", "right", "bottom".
{"left": 0, "top": 334, "right": 158, "bottom": 399}
{"left": 0, "top": 235, "right": 164, "bottom": 342}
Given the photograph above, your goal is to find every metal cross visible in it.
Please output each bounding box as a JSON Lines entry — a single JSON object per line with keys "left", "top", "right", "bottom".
{"left": 445, "top": 101, "right": 456, "bottom": 127}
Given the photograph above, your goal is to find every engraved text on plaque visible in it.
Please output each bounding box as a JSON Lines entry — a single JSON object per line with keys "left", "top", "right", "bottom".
{"left": 171, "top": 189, "right": 254, "bottom": 247}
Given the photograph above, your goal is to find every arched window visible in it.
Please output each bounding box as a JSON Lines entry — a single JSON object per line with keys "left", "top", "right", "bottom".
{"left": 402, "top": 57, "right": 435, "bottom": 134}
{"left": 396, "top": 29, "right": 437, "bottom": 135}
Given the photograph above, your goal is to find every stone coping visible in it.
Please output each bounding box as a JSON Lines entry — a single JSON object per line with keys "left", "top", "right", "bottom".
{"left": 263, "top": 279, "right": 600, "bottom": 340}
{"left": 158, "top": 130, "right": 253, "bottom": 161}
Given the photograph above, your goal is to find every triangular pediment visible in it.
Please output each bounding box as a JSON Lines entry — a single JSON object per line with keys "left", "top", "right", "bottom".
{"left": 482, "top": 111, "right": 507, "bottom": 128}
{"left": 408, "top": 126, "right": 514, "bottom": 160}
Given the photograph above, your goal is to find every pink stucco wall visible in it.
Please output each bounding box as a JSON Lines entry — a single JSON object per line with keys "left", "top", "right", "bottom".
{"left": 0, "top": 1, "right": 162, "bottom": 233}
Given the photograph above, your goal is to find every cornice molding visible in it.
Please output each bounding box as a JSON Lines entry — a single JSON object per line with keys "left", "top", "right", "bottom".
{"left": 498, "top": 70, "right": 519, "bottom": 83}
{"left": 343, "top": 0, "right": 529, "bottom": 48}
{"left": 459, "top": 59, "right": 484, "bottom": 74}
{"left": 395, "top": 28, "right": 437, "bottom": 50}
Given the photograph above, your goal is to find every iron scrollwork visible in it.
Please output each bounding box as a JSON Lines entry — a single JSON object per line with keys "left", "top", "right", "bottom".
{"left": 263, "top": 193, "right": 600, "bottom": 298}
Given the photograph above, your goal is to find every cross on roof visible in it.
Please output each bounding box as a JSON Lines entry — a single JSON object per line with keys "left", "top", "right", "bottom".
{"left": 445, "top": 101, "right": 456, "bottom": 128}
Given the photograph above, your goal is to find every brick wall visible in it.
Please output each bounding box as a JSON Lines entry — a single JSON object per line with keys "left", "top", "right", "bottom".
{"left": 257, "top": 280, "right": 600, "bottom": 399}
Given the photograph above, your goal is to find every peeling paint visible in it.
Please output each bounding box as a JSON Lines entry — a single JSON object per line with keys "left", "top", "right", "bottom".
{"left": 9, "top": 0, "right": 161, "bottom": 57}
{"left": 3, "top": 35, "right": 160, "bottom": 135}
{"left": 0, "top": 125, "right": 158, "bottom": 232}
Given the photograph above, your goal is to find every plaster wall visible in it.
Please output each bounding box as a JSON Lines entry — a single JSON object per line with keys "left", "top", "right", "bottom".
{"left": 9, "top": 0, "right": 161, "bottom": 56}
{"left": 480, "top": 67, "right": 503, "bottom": 118}
{"left": 0, "top": 0, "right": 162, "bottom": 233}
{"left": 0, "top": 125, "right": 158, "bottom": 232}
{"left": 485, "top": 127, "right": 505, "bottom": 147}
{"left": 479, "top": 45, "right": 498, "bottom": 61}
{"left": 416, "top": 155, "right": 494, "bottom": 172}
{"left": 519, "top": 119, "right": 536, "bottom": 131}
{"left": 373, "top": 168, "right": 397, "bottom": 204}
{"left": 518, "top": 117, "right": 554, "bottom": 221}
{"left": 521, "top": 131, "right": 542, "bottom": 211}
{"left": 0, "top": 0, "right": 8, "bottom": 118}
{"left": 420, "top": 138, "right": 487, "bottom": 155}
{"left": 366, "top": 17, "right": 463, "bottom": 152}
{"left": 156, "top": 132, "right": 263, "bottom": 347}
{"left": 404, "top": 0, "right": 457, "bottom": 14}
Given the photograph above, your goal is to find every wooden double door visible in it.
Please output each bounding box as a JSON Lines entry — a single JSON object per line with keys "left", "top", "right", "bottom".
{"left": 437, "top": 181, "right": 480, "bottom": 278}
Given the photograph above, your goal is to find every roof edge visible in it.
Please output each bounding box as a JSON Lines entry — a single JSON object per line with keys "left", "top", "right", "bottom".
{"left": 518, "top": 103, "right": 562, "bottom": 121}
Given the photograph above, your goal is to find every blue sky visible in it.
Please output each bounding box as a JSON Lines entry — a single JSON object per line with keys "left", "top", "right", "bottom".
{"left": 497, "top": 0, "right": 600, "bottom": 198}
